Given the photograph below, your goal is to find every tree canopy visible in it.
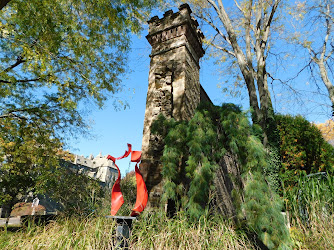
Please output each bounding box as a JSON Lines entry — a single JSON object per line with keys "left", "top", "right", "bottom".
{"left": 0, "top": 0, "right": 157, "bottom": 137}
{"left": 0, "top": 0, "right": 158, "bottom": 207}
{"left": 276, "top": 114, "right": 334, "bottom": 187}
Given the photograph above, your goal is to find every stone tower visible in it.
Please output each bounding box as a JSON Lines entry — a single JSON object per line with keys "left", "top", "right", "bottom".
{"left": 140, "top": 4, "right": 208, "bottom": 206}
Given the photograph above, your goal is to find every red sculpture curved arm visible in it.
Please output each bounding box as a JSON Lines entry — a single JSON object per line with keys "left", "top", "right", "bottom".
{"left": 116, "top": 143, "right": 132, "bottom": 160}
{"left": 110, "top": 163, "right": 124, "bottom": 216}
{"left": 131, "top": 151, "right": 148, "bottom": 216}
{"left": 107, "top": 145, "right": 148, "bottom": 217}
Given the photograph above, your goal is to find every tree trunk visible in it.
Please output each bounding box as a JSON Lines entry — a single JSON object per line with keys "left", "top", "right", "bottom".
{"left": 205, "top": 0, "right": 280, "bottom": 146}
{"left": 256, "top": 59, "right": 277, "bottom": 147}
{"left": 317, "top": 59, "right": 334, "bottom": 113}
{"left": 245, "top": 73, "right": 261, "bottom": 125}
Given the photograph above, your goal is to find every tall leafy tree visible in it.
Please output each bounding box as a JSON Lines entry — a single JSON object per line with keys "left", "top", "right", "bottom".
{"left": 0, "top": 0, "right": 158, "bottom": 207}
{"left": 0, "top": 0, "right": 157, "bottom": 133}
{"left": 317, "top": 119, "right": 334, "bottom": 143}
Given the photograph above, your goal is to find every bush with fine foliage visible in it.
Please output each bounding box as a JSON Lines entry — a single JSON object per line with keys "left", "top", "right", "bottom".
{"left": 152, "top": 103, "right": 291, "bottom": 249}
{"left": 276, "top": 114, "right": 334, "bottom": 187}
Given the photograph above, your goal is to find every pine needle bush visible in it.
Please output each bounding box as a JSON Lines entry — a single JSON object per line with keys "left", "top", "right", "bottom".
{"left": 152, "top": 103, "right": 291, "bottom": 249}
{"left": 243, "top": 172, "right": 289, "bottom": 249}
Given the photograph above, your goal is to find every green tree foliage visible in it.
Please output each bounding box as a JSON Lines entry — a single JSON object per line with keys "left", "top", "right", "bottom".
{"left": 35, "top": 163, "right": 104, "bottom": 215}
{"left": 0, "top": 0, "right": 158, "bottom": 208}
{"left": 276, "top": 114, "right": 334, "bottom": 187}
{"left": 0, "top": 118, "right": 103, "bottom": 214}
{"left": 152, "top": 103, "right": 290, "bottom": 249}
{"left": 0, "top": 0, "right": 157, "bottom": 136}
{"left": 0, "top": 116, "right": 61, "bottom": 206}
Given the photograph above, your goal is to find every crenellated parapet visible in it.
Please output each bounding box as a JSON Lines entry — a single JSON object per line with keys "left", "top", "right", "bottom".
{"left": 146, "top": 4, "right": 204, "bottom": 66}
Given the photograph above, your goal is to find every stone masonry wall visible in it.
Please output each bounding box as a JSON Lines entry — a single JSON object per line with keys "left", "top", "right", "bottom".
{"left": 140, "top": 4, "right": 206, "bottom": 206}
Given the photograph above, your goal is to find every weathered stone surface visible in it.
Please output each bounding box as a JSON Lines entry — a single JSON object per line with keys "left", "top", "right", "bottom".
{"left": 140, "top": 4, "right": 206, "bottom": 207}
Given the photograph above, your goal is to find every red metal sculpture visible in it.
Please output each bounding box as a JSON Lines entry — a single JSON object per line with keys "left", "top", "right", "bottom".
{"left": 107, "top": 144, "right": 148, "bottom": 216}
{"left": 109, "top": 162, "right": 124, "bottom": 216}
{"left": 130, "top": 151, "right": 148, "bottom": 216}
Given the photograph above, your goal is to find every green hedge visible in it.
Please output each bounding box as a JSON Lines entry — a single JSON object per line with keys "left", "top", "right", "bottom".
{"left": 276, "top": 114, "right": 334, "bottom": 187}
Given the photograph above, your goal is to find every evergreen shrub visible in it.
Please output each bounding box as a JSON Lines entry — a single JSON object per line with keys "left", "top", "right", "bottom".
{"left": 152, "top": 103, "right": 290, "bottom": 249}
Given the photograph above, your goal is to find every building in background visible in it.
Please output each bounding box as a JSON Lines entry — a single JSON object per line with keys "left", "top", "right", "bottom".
{"left": 65, "top": 152, "right": 118, "bottom": 189}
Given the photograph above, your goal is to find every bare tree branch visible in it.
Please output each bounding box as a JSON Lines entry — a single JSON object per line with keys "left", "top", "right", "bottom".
{"left": 0, "top": 77, "right": 43, "bottom": 84}
{"left": 193, "top": 12, "right": 232, "bottom": 46}
{"left": 324, "top": 51, "right": 333, "bottom": 62}
{"left": 245, "top": 0, "right": 254, "bottom": 74}
{"left": 209, "top": 41, "right": 236, "bottom": 57}
{"left": 321, "top": 4, "right": 332, "bottom": 61}
{"left": 233, "top": 0, "right": 246, "bottom": 17}
{"left": 264, "top": 0, "right": 280, "bottom": 37}
{"left": 2, "top": 55, "right": 26, "bottom": 73}
{"left": 0, "top": 112, "right": 27, "bottom": 120}
{"left": 206, "top": 0, "right": 220, "bottom": 16}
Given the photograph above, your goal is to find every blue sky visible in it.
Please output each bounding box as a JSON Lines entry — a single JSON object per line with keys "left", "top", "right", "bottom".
{"left": 67, "top": 33, "right": 237, "bottom": 175}
{"left": 68, "top": 7, "right": 332, "bottom": 176}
